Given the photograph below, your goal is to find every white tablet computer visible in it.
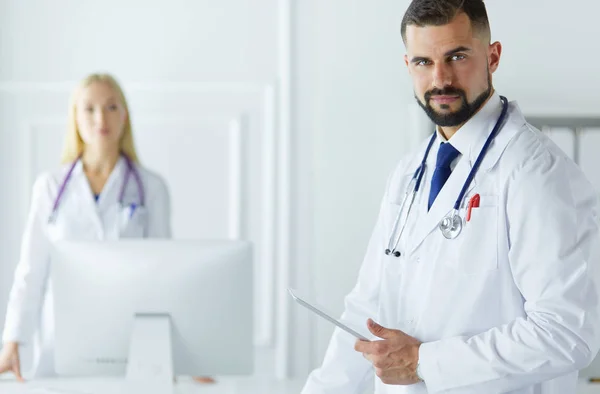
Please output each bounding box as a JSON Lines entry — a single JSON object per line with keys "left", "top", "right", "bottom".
{"left": 288, "top": 288, "right": 370, "bottom": 341}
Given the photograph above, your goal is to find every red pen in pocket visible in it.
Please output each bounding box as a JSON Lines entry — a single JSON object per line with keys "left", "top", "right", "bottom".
{"left": 466, "top": 193, "right": 480, "bottom": 222}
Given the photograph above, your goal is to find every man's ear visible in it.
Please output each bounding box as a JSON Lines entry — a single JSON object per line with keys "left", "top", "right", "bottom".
{"left": 488, "top": 41, "right": 502, "bottom": 73}
{"left": 404, "top": 54, "right": 412, "bottom": 75}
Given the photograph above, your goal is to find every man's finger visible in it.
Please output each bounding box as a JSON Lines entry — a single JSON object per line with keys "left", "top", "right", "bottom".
{"left": 354, "top": 338, "right": 379, "bottom": 354}
{"left": 367, "top": 318, "right": 395, "bottom": 339}
{"left": 355, "top": 338, "right": 389, "bottom": 355}
{"left": 354, "top": 339, "right": 371, "bottom": 353}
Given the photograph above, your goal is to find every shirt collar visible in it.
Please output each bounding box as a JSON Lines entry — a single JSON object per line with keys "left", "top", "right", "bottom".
{"left": 435, "top": 91, "right": 503, "bottom": 159}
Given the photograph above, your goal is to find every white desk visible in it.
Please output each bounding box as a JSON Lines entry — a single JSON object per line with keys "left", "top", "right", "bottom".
{"left": 0, "top": 376, "right": 305, "bottom": 394}
{"left": 4, "top": 377, "right": 600, "bottom": 393}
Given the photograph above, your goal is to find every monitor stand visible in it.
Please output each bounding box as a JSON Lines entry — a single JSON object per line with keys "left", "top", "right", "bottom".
{"left": 122, "top": 314, "right": 174, "bottom": 394}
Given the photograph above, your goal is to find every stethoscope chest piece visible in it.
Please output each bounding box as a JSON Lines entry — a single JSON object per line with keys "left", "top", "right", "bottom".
{"left": 439, "top": 209, "right": 463, "bottom": 240}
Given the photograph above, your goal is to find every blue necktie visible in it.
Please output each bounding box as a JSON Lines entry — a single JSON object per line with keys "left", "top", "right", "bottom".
{"left": 428, "top": 142, "right": 460, "bottom": 211}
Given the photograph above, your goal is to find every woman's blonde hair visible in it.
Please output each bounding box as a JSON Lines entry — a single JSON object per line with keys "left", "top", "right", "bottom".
{"left": 61, "top": 73, "right": 139, "bottom": 163}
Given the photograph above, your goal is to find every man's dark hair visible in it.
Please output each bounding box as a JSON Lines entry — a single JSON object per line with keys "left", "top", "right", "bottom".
{"left": 401, "top": 0, "right": 491, "bottom": 45}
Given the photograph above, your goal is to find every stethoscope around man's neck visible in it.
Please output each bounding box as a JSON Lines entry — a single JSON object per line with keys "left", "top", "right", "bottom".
{"left": 384, "top": 95, "right": 509, "bottom": 257}
{"left": 47, "top": 153, "right": 145, "bottom": 224}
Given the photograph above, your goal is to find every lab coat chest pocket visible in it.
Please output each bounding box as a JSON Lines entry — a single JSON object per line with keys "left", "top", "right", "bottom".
{"left": 119, "top": 204, "right": 147, "bottom": 238}
{"left": 450, "top": 195, "right": 499, "bottom": 274}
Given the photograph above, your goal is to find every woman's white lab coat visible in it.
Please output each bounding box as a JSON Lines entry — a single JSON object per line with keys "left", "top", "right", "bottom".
{"left": 2, "top": 157, "right": 171, "bottom": 377}
{"left": 302, "top": 93, "right": 600, "bottom": 393}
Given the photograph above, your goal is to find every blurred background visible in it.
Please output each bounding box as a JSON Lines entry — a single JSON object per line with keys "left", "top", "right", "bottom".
{"left": 0, "top": 0, "right": 599, "bottom": 386}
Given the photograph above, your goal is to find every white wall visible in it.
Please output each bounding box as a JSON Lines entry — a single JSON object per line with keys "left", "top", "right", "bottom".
{"left": 299, "top": 0, "right": 600, "bottom": 372}
{"left": 0, "top": 0, "right": 311, "bottom": 379}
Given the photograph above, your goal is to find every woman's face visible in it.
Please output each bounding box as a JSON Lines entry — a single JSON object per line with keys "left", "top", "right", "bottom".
{"left": 75, "top": 81, "right": 127, "bottom": 151}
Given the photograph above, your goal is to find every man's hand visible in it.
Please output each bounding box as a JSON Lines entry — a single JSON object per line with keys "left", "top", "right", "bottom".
{"left": 354, "top": 319, "right": 422, "bottom": 386}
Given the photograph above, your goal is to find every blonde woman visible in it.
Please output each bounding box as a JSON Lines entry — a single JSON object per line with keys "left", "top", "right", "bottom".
{"left": 0, "top": 73, "right": 176, "bottom": 379}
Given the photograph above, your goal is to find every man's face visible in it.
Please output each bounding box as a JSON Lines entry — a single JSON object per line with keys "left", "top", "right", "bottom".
{"left": 404, "top": 12, "right": 501, "bottom": 127}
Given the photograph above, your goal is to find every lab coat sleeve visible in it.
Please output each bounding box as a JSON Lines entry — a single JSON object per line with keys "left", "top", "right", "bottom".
{"left": 2, "top": 175, "right": 53, "bottom": 345}
{"left": 301, "top": 186, "right": 392, "bottom": 393}
{"left": 146, "top": 176, "right": 172, "bottom": 238}
{"left": 417, "top": 151, "right": 600, "bottom": 393}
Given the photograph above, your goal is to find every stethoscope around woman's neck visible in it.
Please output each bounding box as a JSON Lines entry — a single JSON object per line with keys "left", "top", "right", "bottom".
{"left": 384, "top": 95, "right": 509, "bottom": 257}
{"left": 47, "top": 153, "right": 145, "bottom": 224}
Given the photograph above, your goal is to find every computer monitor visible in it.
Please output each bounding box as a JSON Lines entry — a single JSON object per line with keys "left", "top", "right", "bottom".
{"left": 50, "top": 239, "right": 253, "bottom": 393}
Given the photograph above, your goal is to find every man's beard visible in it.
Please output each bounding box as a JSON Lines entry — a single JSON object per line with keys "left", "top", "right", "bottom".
{"left": 416, "top": 74, "right": 492, "bottom": 127}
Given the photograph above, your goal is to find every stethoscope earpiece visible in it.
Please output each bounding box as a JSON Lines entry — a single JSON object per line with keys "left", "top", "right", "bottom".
{"left": 384, "top": 249, "right": 401, "bottom": 257}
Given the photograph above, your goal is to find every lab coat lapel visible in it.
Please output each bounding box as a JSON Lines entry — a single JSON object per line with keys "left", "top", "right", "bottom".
{"left": 408, "top": 156, "right": 477, "bottom": 255}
